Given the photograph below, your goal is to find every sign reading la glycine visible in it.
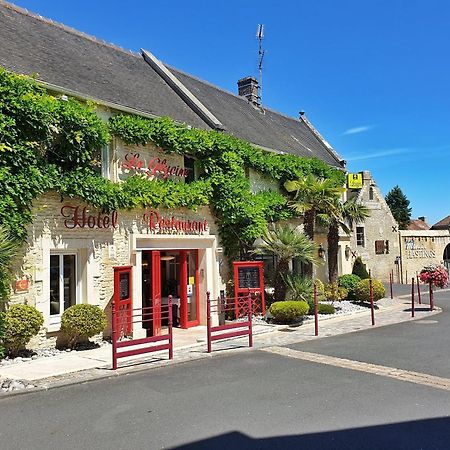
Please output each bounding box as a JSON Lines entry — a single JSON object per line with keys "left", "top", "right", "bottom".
{"left": 143, "top": 209, "right": 208, "bottom": 234}
{"left": 122, "top": 153, "right": 190, "bottom": 180}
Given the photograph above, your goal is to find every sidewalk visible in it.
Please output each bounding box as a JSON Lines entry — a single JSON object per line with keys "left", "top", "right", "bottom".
{"left": 0, "top": 294, "right": 441, "bottom": 395}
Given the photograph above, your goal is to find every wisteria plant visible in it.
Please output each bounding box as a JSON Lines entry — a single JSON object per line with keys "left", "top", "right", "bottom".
{"left": 419, "top": 265, "right": 449, "bottom": 289}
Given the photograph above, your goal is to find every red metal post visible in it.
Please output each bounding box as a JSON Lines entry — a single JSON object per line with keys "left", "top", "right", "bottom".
{"left": 314, "top": 282, "right": 319, "bottom": 336}
{"left": 429, "top": 282, "right": 434, "bottom": 311}
{"left": 411, "top": 277, "right": 415, "bottom": 318}
{"left": 168, "top": 295, "right": 173, "bottom": 360}
{"left": 111, "top": 300, "right": 117, "bottom": 370}
{"left": 417, "top": 274, "right": 421, "bottom": 304}
{"left": 206, "top": 292, "right": 212, "bottom": 353}
{"left": 369, "top": 277, "right": 375, "bottom": 326}
{"left": 248, "top": 294, "right": 253, "bottom": 348}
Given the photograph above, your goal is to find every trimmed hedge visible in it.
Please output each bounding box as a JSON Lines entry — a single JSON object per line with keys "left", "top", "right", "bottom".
{"left": 355, "top": 279, "right": 386, "bottom": 303}
{"left": 61, "top": 304, "right": 107, "bottom": 348}
{"left": 307, "top": 301, "right": 336, "bottom": 315}
{"left": 2, "top": 304, "right": 43, "bottom": 356}
{"left": 269, "top": 301, "right": 309, "bottom": 323}
{"left": 352, "top": 257, "right": 369, "bottom": 279}
{"left": 338, "top": 274, "right": 361, "bottom": 300}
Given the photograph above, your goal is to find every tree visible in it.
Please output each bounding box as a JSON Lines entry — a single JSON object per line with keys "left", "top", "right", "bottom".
{"left": 253, "top": 224, "right": 317, "bottom": 302}
{"left": 284, "top": 175, "right": 344, "bottom": 277}
{"left": 325, "top": 198, "right": 369, "bottom": 283}
{"left": 385, "top": 185, "right": 411, "bottom": 229}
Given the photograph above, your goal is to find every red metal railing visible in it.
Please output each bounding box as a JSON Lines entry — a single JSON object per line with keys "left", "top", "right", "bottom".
{"left": 207, "top": 292, "right": 253, "bottom": 353}
{"left": 112, "top": 296, "right": 173, "bottom": 370}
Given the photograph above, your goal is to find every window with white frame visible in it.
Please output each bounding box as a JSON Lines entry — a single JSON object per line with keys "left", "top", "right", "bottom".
{"left": 356, "top": 227, "right": 365, "bottom": 247}
{"left": 49, "top": 254, "right": 77, "bottom": 318}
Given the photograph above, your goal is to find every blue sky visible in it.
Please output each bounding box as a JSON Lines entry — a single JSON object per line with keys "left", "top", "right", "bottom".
{"left": 12, "top": 0, "right": 450, "bottom": 225}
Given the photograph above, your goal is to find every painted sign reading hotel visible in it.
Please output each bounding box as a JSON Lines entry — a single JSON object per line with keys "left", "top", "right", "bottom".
{"left": 143, "top": 209, "right": 208, "bottom": 234}
{"left": 122, "top": 153, "right": 190, "bottom": 180}
{"left": 61, "top": 205, "right": 118, "bottom": 229}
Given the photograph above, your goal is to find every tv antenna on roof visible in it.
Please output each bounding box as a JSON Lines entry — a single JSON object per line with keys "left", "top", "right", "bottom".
{"left": 256, "top": 24, "right": 265, "bottom": 103}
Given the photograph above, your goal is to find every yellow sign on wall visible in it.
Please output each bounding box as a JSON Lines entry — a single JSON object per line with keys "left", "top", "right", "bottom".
{"left": 347, "top": 173, "right": 363, "bottom": 189}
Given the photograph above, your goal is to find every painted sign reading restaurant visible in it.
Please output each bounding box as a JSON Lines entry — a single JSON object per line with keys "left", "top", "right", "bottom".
{"left": 122, "top": 153, "right": 190, "bottom": 180}
{"left": 143, "top": 209, "right": 208, "bottom": 234}
{"left": 61, "top": 205, "right": 118, "bottom": 229}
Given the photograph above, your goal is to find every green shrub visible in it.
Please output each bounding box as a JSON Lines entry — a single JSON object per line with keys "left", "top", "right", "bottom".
{"left": 355, "top": 279, "right": 386, "bottom": 303}
{"left": 269, "top": 301, "right": 309, "bottom": 323}
{"left": 352, "top": 257, "right": 369, "bottom": 279}
{"left": 306, "top": 301, "right": 336, "bottom": 315}
{"left": 338, "top": 274, "right": 361, "bottom": 300}
{"left": 3, "top": 304, "right": 44, "bottom": 356}
{"left": 61, "top": 304, "right": 107, "bottom": 348}
{"left": 284, "top": 274, "right": 313, "bottom": 302}
{"left": 324, "top": 282, "right": 348, "bottom": 303}
{"left": 314, "top": 279, "right": 325, "bottom": 296}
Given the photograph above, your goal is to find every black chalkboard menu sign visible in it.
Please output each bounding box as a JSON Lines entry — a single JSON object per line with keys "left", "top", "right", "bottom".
{"left": 119, "top": 273, "right": 130, "bottom": 300}
{"left": 238, "top": 266, "right": 260, "bottom": 289}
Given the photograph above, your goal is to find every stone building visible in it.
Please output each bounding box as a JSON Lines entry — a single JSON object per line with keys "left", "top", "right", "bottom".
{"left": 0, "top": 1, "right": 349, "bottom": 346}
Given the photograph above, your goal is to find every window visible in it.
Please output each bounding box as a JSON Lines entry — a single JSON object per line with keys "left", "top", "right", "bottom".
{"left": 50, "top": 254, "right": 77, "bottom": 318}
{"left": 369, "top": 187, "right": 374, "bottom": 200}
{"left": 356, "top": 227, "right": 365, "bottom": 247}
{"left": 375, "top": 240, "right": 390, "bottom": 255}
{"left": 184, "top": 156, "right": 196, "bottom": 183}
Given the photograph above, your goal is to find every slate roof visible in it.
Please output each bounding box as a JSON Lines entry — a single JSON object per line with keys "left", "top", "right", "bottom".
{"left": 0, "top": 1, "right": 207, "bottom": 128}
{"left": 0, "top": 1, "right": 344, "bottom": 167}
{"left": 169, "top": 67, "right": 344, "bottom": 166}
{"left": 431, "top": 215, "right": 450, "bottom": 230}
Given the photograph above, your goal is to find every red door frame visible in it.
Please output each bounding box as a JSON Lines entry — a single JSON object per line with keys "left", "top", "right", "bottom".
{"left": 113, "top": 265, "right": 133, "bottom": 335}
{"left": 151, "top": 250, "right": 162, "bottom": 336}
{"left": 179, "top": 250, "right": 200, "bottom": 329}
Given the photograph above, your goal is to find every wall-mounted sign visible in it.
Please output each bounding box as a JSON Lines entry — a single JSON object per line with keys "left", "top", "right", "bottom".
{"left": 347, "top": 173, "right": 363, "bottom": 189}
{"left": 122, "top": 153, "right": 190, "bottom": 180}
{"left": 143, "top": 209, "right": 208, "bottom": 234}
{"left": 61, "top": 205, "right": 118, "bottom": 229}
{"left": 15, "top": 279, "right": 29, "bottom": 293}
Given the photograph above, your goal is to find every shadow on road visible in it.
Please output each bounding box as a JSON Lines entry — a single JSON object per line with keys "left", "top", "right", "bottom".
{"left": 170, "top": 417, "right": 450, "bottom": 450}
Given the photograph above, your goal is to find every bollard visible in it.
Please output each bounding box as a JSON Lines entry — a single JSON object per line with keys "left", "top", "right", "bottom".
{"left": 248, "top": 294, "right": 253, "bottom": 348}
{"left": 411, "top": 277, "right": 415, "bottom": 318}
{"left": 111, "top": 300, "right": 117, "bottom": 370}
{"left": 369, "top": 277, "right": 375, "bottom": 326}
{"left": 416, "top": 274, "right": 421, "bottom": 304}
{"left": 314, "top": 282, "right": 319, "bottom": 336}
{"left": 429, "top": 282, "right": 434, "bottom": 311}
{"left": 168, "top": 295, "right": 173, "bottom": 359}
{"left": 389, "top": 272, "right": 393, "bottom": 299}
{"left": 206, "top": 291, "right": 211, "bottom": 353}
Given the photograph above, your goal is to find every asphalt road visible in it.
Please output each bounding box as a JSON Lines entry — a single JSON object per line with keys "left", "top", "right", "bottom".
{"left": 1, "top": 285, "right": 450, "bottom": 450}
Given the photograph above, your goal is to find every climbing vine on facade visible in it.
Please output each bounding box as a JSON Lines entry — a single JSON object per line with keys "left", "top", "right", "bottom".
{"left": 0, "top": 67, "right": 344, "bottom": 298}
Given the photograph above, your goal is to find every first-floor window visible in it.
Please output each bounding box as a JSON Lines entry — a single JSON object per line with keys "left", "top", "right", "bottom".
{"left": 50, "top": 254, "right": 77, "bottom": 316}
{"left": 356, "top": 227, "right": 365, "bottom": 247}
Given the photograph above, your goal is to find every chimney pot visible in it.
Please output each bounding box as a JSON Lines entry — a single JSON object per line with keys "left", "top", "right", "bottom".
{"left": 237, "top": 76, "right": 260, "bottom": 106}
{"left": 418, "top": 216, "right": 426, "bottom": 222}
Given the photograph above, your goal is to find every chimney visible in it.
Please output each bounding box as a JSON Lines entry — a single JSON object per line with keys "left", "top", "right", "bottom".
{"left": 418, "top": 216, "right": 426, "bottom": 222}
{"left": 237, "top": 76, "right": 260, "bottom": 106}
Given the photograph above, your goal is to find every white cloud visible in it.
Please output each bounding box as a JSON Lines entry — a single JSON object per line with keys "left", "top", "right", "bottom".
{"left": 346, "top": 148, "right": 409, "bottom": 162}
{"left": 342, "top": 125, "right": 375, "bottom": 136}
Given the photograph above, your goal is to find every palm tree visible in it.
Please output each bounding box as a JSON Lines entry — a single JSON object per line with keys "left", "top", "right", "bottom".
{"left": 284, "top": 175, "right": 344, "bottom": 277}
{"left": 326, "top": 198, "right": 369, "bottom": 283}
{"left": 253, "top": 223, "right": 317, "bottom": 302}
